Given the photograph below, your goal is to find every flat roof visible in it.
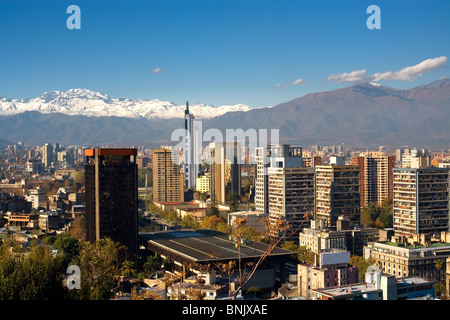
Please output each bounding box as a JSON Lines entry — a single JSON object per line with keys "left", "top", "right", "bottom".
{"left": 140, "top": 229, "right": 295, "bottom": 263}
{"left": 84, "top": 148, "right": 136, "bottom": 157}
{"left": 312, "top": 283, "right": 381, "bottom": 298}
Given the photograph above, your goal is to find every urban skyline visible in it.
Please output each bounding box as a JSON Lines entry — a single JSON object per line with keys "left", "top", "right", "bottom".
{"left": 1, "top": 0, "right": 450, "bottom": 309}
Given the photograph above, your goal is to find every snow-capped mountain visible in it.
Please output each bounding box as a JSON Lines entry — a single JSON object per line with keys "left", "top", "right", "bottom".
{"left": 0, "top": 88, "right": 253, "bottom": 119}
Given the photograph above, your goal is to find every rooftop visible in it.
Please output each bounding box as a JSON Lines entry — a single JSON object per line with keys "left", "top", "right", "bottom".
{"left": 140, "top": 229, "right": 295, "bottom": 263}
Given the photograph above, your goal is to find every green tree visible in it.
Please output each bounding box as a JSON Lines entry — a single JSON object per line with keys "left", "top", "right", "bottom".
{"left": 227, "top": 193, "right": 240, "bottom": 213}
{"left": 71, "top": 238, "right": 122, "bottom": 300}
{"left": 53, "top": 234, "right": 79, "bottom": 266}
{"left": 181, "top": 215, "right": 201, "bottom": 229}
{"left": 144, "top": 256, "right": 160, "bottom": 275}
{"left": 210, "top": 201, "right": 220, "bottom": 216}
{"left": 350, "top": 255, "right": 375, "bottom": 281}
{"left": 121, "top": 260, "right": 136, "bottom": 278}
{"left": 162, "top": 257, "right": 174, "bottom": 272}
{"left": 0, "top": 237, "right": 68, "bottom": 300}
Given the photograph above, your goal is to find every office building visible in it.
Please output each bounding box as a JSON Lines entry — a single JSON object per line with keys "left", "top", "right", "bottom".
{"left": 315, "top": 160, "right": 361, "bottom": 227}
{"left": 353, "top": 151, "right": 395, "bottom": 207}
{"left": 209, "top": 142, "right": 241, "bottom": 204}
{"left": 393, "top": 167, "right": 449, "bottom": 238}
{"left": 153, "top": 148, "right": 184, "bottom": 203}
{"left": 85, "top": 148, "right": 139, "bottom": 256}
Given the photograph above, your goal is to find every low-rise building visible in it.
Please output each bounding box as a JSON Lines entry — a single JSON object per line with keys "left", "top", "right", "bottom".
{"left": 310, "top": 269, "right": 438, "bottom": 300}
{"left": 228, "top": 211, "right": 267, "bottom": 234}
{"left": 297, "top": 249, "right": 359, "bottom": 299}
{"left": 299, "top": 218, "right": 380, "bottom": 256}
{"left": 364, "top": 238, "right": 450, "bottom": 281}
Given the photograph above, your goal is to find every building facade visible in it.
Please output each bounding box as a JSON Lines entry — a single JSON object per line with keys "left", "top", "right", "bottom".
{"left": 315, "top": 163, "right": 361, "bottom": 227}
{"left": 85, "top": 148, "right": 139, "bottom": 256}
{"left": 267, "top": 145, "right": 313, "bottom": 242}
{"left": 209, "top": 142, "right": 241, "bottom": 204}
{"left": 393, "top": 167, "right": 449, "bottom": 238}
{"left": 152, "top": 148, "right": 184, "bottom": 203}
{"left": 183, "top": 102, "right": 200, "bottom": 189}
{"left": 364, "top": 241, "right": 450, "bottom": 281}
{"left": 353, "top": 151, "right": 395, "bottom": 207}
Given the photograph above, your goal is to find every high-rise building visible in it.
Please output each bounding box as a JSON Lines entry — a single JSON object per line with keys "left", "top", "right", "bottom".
{"left": 255, "top": 146, "right": 269, "bottom": 215}
{"left": 401, "top": 149, "right": 431, "bottom": 169}
{"left": 152, "top": 148, "right": 184, "bottom": 203}
{"left": 393, "top": 167, "right": 449, "bottom": 238}
{"left": 267, "top": 145, "right": 313, "bottom": 242}
{"left": 183, "top": 102, "right": 200, "bottom": 189}
{"left": 42, "top": 143, "right": 53, "bottom": 168}
{"left": 85, "top": 148, "right": 138, "bottom": 256}
{"left": 353, "top": 151, "right": 395, "bottom": 207}
{"left": 315, "top": 160, "right": 361, "bottom": 227}
{"left": 209, "top": 141, "right": 241, "bottom": 204}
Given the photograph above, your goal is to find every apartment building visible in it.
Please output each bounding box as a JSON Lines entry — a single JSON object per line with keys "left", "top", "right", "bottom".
{"left": 315, "top": 159, "right": 361, "bottom": 227}
{"left": 393, "top": 167, "right": 449, "bottom": 238}
{"left": 152, "top": 148, "right": 184, "bottom": 203}
{"left": 353, "top": 151, "right": 395, "bottom": 207}
{"left": 209, "top": 142, "right": 241, "bottom": 204}
{"left": 267, "top": 145, "right": 314, "bottom": 242}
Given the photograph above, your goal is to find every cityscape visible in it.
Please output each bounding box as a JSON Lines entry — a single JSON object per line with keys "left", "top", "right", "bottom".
{"left": 1, "top": 0, "right": 450, "bottom": 315}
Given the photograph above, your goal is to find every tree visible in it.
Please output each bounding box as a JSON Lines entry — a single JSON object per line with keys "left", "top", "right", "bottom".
{"left": 281, "top": 241, "right": 314, "bottom": 264}
{"left": 52, "top": 234, "right": 79, "bottom": 266}
{"left": 121, "top": 260, "right": 136, "bottom": 278}
{"left": 0, "top": 236, "right": 68, "bottom": 300}
{"left": 361, "top": 198, "right": 393, "bottom": 229}
{"left": 200, "top": 192, "right": 209, "bottom": 203}
{"left": 210, "top": 201, "right": 220, "bottom": 216}
{"left": 227, "top": 193, "right": 240, "bottom": 213}
{"left": 70, "top": 215, "right": 86, "bottom": 240}
{"left": 350, "top": 255, "right": 375, "bottom": 282}
{"left": 71, "top": 238, "right": 122, "bottom": 300}
{"left": 202, "top": 215, "right": 226, "bottom": 230}
{"left": 162, "top": 257, "right": 174, "bottom": 272}
{"left": 144, "top": 255, "right": 160, "bottom": 276}
{"left": 181, "top": 215, "right": 201, "bottom": 229}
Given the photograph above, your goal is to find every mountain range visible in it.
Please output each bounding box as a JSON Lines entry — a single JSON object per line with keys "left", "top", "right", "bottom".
{"left": 0, "top": 89, "right": 253, "bottom": 120}
{"left": 0, "top": 79, "right": 449, "bottom": 148}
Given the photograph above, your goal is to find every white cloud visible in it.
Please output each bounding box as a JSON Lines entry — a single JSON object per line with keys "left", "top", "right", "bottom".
{"left": 151, "top": 67, "right": 164, "bottom": 74}
{"left": 326, "top": 69, "right": 367, "bottom": 83}
{"left": 273, "top": 77, "right": 305, "bottom": 89}
{"left": 326, "top": 56, "right": 448, "bottom": 84}
{"left": 371, "top": 56, "right": 448, "bottom": 82}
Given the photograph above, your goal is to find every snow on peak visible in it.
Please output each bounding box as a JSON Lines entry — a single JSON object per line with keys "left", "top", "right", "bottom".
{"left": 0, "top": 89, "right": 254, "bottom": 120}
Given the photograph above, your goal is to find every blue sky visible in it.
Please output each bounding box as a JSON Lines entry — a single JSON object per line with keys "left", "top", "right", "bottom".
{"left": 1, "top": 0, "right": 449, "bottom": 107}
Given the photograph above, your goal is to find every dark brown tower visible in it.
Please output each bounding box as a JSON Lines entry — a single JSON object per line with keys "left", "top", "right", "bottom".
{"left": 85, "top": 148, "right": 138, "bottom": 257}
